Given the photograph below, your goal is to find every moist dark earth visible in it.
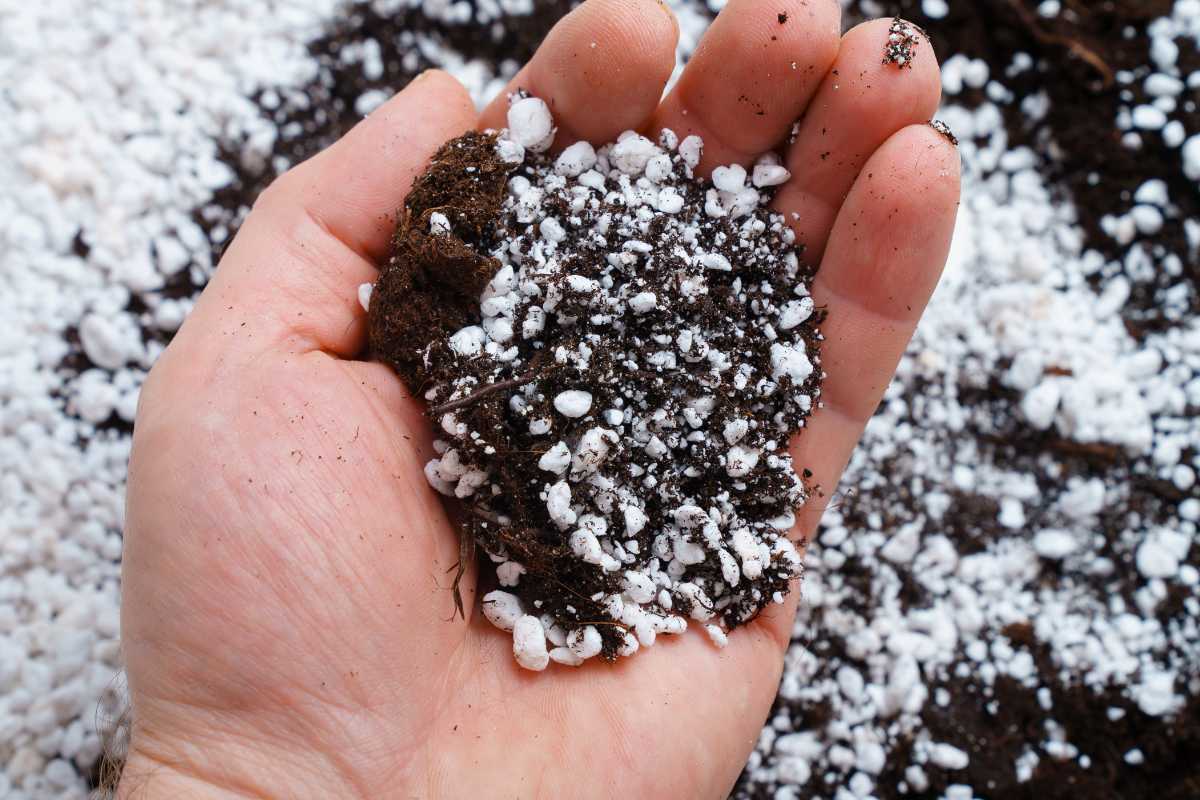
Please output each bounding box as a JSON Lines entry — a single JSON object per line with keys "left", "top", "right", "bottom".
{"left": 72, "top": 0, "right": 1198, "bottom": 796}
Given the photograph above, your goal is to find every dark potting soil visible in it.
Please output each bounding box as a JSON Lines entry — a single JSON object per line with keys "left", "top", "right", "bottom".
{"left": 369, "top": 131, "right": 514, "bottom": 389}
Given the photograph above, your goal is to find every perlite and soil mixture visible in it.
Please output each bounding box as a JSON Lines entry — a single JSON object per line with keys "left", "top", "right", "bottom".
{"left": 367, "top": 96, "right": 823, "bottom": 668}
{"left": 6, "top": 1, "right": 1200, "bottom": 797}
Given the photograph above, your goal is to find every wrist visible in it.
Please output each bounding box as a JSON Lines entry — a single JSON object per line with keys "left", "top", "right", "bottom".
{"left": 116, "top": 750, "right": 244, "bottom": 800}
{"left": 116, "top": 717, "right": 369, "bottom": 800}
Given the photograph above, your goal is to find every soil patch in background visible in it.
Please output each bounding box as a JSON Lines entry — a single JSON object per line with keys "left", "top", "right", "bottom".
{"left": 884, "top": 0, "right": 1198, "bottom": 331}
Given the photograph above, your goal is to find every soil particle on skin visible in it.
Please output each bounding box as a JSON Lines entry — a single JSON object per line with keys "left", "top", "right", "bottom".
{"left": 370, "top": 99, "right": 823, "bottom": 668}
{"left": 928, "top": 119, "right": 959, "bottom": 146}
{"left": 883, "top": 16, "right": 923, "bottom": 68}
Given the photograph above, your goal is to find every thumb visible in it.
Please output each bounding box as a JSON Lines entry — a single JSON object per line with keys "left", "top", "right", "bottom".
{"left": 176, "top": 70, "right": 478, "bottom": 364}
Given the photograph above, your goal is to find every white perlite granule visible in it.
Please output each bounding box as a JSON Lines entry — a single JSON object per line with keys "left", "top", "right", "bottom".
{"left": 419, "top": 98, "right": 816, "bottom": 669}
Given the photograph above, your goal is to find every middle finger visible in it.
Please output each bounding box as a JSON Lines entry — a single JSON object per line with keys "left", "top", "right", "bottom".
{"left": 651, "top": 0, "right": 841, "bottom": 174}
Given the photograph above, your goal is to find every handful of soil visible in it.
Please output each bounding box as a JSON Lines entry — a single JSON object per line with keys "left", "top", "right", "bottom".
{"left": 367, "top": 95, "right": 825, "bottom": 670}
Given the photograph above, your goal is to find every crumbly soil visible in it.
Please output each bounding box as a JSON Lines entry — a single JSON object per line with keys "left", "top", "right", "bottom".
{"left": 368, "top": 131, "right": 514, "bottom": 388}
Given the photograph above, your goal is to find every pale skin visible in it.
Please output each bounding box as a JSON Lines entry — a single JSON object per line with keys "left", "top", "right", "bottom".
{"left": 118, "top": 1, "right": 959, "bottom": 797}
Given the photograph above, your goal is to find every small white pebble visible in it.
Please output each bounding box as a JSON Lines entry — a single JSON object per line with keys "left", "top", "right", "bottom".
{"left": 609, "top": 134, "right": 659, "bottom": 175}
{"left": 546, "top": 480, "right": 577, "bottom": 529}
{"left": 553, "top": 140, "right": 597, "bottom": 177}
{"left": 752, "top": 162, "right": 791, "bottom": 188}
{"left": 704, "top": 624, "right": 728, "bottom": 648}
{"left": 567, "top": 625, "right": 603, "bottom": 659}
{"left": 540, "top": 217, "right": 566, "bottom": 243}
{"left": 777, "top": 298, "right": 814, "bottom": 330}
{"left": 723, "top": 418, "right": 749, "bottom": 444}
{"left": 712, "top": 164, "right": 747, "bottom": 193}
{"left": 481, "top": 590, "right": 523, "bottom": 631}
{"left": 549, "top": 646, "right": 584, "bottom": 666}
{"left": 657, "top": 188, "right": 685, "bottom": 213}
{"left": 537, "top": 441, "right": 571, "bottom": 474}
{"left": 513, "top": 614, "right": 550, "bottom": 671}
{"left": 448, "top": 325, "right": 486, "bottom": 357}
{"left": 645, "top": 153, "right": 673, "bottom": 182}
{"left": 507, "top": 96, "right": 556, "bottom": 153}
{"left": 701, "top": 252, "right": 732, "bottom": 271}
{"left": 770, "top": 341, "right": 814, "bottom": 383}
{"left": 495, "top": 136, "right": 525, "bottom": 164}
{"left": 679, "top": 135, "right": 703, "bottom": 169}
{"left": 1032, "top": 529, "right": 1076, "bottom": 560}
{"left": 726, "top": 445, "right": 761, "bottom": 477}
{"left": 1136, "top": 537, "right": 1179, "bottom": 579}
{"left": 623, "top": 505, "right": 648, "bottom": 536}
{"left": 553, "top": 389, "right": 593, "bottom": 418}
{"left": 628, "top": 291, "right": 658, "bottom": 313}
{"left": 928, "top": 743, "right": 970, "bottom": 770}
{"left": 570, "top": 528, "right": 604, "bottom": 564}
{"left": 623, "top": 570, "right": 656, "bottom": 603}
{"left": 1131, "top": 105, "right": 1167, "bottom": 131}
{"left": 1183, "top": 134, "right": 1200, "bottom": 181}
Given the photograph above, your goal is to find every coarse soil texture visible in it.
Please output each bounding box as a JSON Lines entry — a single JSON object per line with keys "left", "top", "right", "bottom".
{"left": 369, "top": 104, "right": 824, "bottom": 669}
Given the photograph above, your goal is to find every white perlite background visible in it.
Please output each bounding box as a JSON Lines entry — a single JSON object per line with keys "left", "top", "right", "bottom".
{"left": 1, "top": 0, "right": 1197, "bottom": 798}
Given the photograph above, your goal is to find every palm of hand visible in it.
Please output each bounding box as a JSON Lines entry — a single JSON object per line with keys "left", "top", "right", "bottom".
{"left": 120, "top": 2, "right": 959, "bottom": 798}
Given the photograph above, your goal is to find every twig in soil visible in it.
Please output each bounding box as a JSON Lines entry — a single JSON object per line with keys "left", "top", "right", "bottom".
{"left": 1002, "top": 0, "right": 1114, "bottom": 90}
{"left": 447, "top": 524, "right": 476, "bottom": 621}
{"left": 446, "top": 505, "right": 515, "bottom": 619}
{"left": 429, "top": 367, "right": 542, "bottom": 415}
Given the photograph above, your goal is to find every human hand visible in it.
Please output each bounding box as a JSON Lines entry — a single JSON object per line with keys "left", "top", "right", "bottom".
{"left": 119, "top": 1, "right": 958, "bottom": 797}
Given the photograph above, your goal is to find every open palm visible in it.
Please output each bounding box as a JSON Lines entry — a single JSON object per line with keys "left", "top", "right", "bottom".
{"left": 119, "top": 1, "right": 959, "bottom": 797}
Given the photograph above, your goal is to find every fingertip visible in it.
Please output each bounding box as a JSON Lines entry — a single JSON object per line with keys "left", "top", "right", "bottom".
{"left": 479, "top": 0, "right": 679, "bottom": 144}
{"left": 633, "top": 0, "right": 681, "bottom": 86}
{"left": 835, "top": 17, "right": 943, "bottom": 124}
{"left": 654, "top": 0, "right": 682, "bottom": 41}
{"left": 401, "top": 69, "right": 477, "bottom": 126}
{"left": 558, "top": 0, "right": 678, "bottom": 139}
{"left": 882, "top": 122, "right": 963, "bottom": 207}
{"left": 817, "top": 121, "right": 961, "bottom": 340}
